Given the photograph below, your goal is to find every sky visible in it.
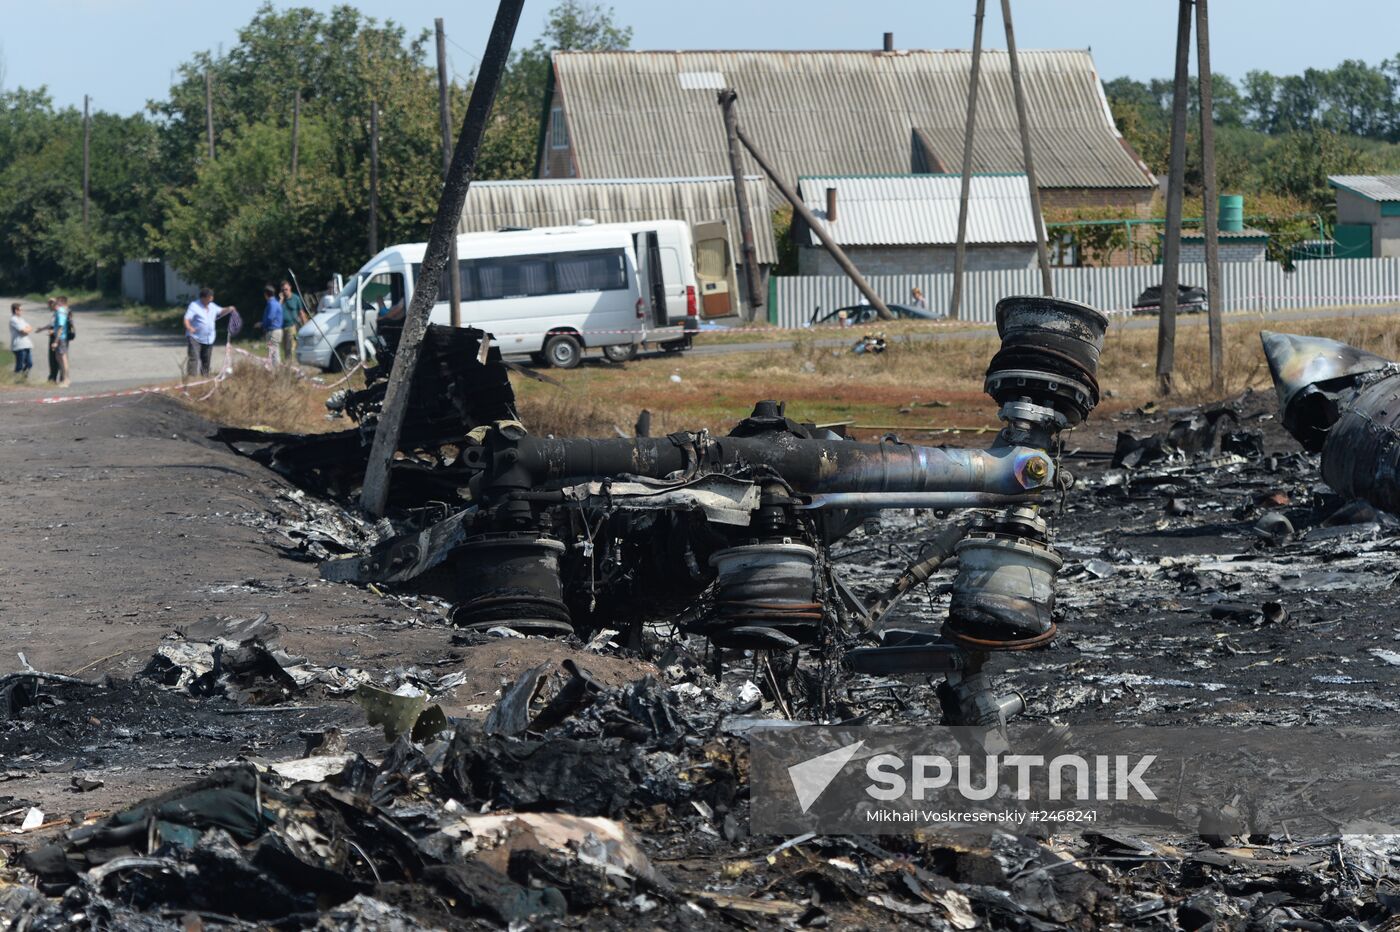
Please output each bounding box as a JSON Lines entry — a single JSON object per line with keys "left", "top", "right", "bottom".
{"left": 3, "top": 0, "right": 1399, "bottom": 116}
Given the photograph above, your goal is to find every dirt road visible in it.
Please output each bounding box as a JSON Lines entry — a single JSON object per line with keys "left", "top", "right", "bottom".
{"left": 0, "top": 392, "right": 650, "bottom": 815}
{"left": 3, "top": 297, "right": 194, "bottom": 395}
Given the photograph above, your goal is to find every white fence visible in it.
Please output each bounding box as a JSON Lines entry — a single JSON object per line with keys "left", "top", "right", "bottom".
{"left": 769, "top": 257, "right": 1400, "bottom": 327}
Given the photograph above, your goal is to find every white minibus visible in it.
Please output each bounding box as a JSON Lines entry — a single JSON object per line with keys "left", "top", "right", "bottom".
{"left": 296, "top": 226, "right": 695, "bottom": 370}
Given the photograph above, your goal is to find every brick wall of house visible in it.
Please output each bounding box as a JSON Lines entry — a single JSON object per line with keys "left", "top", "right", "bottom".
{"left": 1040, "top": 187, "right": 1155, "bottom": 217}
{"left": 1180, "top": 240, "right": 1267, "bottom": 263}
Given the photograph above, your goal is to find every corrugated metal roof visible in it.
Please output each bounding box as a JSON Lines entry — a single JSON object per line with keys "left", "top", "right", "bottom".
{"left": 1329, "top": 175, "right": 1400, "bottom": 202}
{"left": 796, "top": 174, "right": 1041, "bottom": 246}
{"left": 458, "top": 175, "right": 776, "bottom": 264}
{"left": 550, "top": 49, "right": 1155, "bottom": 192}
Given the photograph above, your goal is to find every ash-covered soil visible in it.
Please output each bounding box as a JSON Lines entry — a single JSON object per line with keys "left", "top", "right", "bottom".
{"left": 3, "top": 388, "right": 1399, "bottom": 930}
{"left": 838, "top": 388, "right": 1400, "bottom": 731}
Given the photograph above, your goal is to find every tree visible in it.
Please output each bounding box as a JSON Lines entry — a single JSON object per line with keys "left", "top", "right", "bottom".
{"left": 148, "top": 3, "right": 449, "bottom": 308}
{"left": 476, "top": 1, "right": 632, "bottom": 180}
{"left": 1263, "top": 129, "right": 1377, "bottom": 211}
{"left": 1242, "top": 70, "right": 1279, "bottom": 132}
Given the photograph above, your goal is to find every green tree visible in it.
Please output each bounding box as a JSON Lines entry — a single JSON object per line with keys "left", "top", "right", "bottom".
{"left": 477, "top": 1, "right": 633, "bottom": 180}
{"left": 150, "top": 3, "right": 448, "bottom": 308}
{"left": 1263, "top": 129, "right": 1377, "bottom": 211}
{"left": 1242, "top": 70, "right": 1279, "bottom": 132}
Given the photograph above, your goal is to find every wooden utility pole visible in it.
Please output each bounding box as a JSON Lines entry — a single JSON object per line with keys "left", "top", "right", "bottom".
{"left": 368, "top": 100, "right": 379, "bottom": 256}
{"left": 1196, "top": 0, "right": 1223, "bottom": 393}
{"left": 730, "top": 119, "right": 893, "bottom": 320}
{"left": 949, "top": 0, "right": 987, "bottom": 320}
{"left": 204, "top": 69, "right": 215, "bottom": 159}
{"left": 435, "top": 17, "right": 463, "bottom": 328}
{"left": 81, "top": 95, "right": 90, "bottom": 230}
{"left": 290, "top": 88, "right": 301, "bottom": 180}
{"left": 1157, "top": 0, "right": 1193, "bottom": 396}
{"left": 718, "top": 90, "right": 764, "bottom": 320}
{"left": 360, "top": 0, "right": 524, "bottom": 518}
{"left": 1001, "top": 0, "right": 1052, "bottom": 296}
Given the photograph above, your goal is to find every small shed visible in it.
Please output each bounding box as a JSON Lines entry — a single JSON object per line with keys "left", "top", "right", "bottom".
{"left": 793, "top": 174, "right": 1042, "bottom": 276}
{"left": 120, "top": 258, "right": 198, "bottom": 306}
{"left": 1328, "top": 175, "right": 1400, "bottom": 258}
{"left": 1177, "top": 228, "right": 1269, "bottom": 264}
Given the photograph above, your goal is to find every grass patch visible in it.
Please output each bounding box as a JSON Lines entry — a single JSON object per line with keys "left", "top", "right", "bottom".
{"left": 178, "top": 359, "right": 364, "bottom": 434}
{"left": 694, "top": 317, "right": 971, "bottom": 345}
{"left": 517, "top": 310, "right": 1400, "bottom": 442}
{"left": 21, "top": 288, "right": 104, "bottom": 310}
{"left": 186, "top": 309, "right": 1400, "bottom": 449}
{"left": 121, "top": 303, "right": 187, "bottom": 333}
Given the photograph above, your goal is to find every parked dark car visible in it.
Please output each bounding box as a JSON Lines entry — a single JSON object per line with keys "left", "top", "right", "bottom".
{"left": 810, "top": 302, "right": 942, "bottom": 325}
{"left": 1133, "top": 284, "right": 1208, "bottom": 314}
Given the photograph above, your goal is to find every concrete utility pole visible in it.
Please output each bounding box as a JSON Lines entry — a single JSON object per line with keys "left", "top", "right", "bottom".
{"left": 204, "top": 69, "right": 215, "bottom": 159}
{"left": 368, "top": 100, "right": 379, "bottom": 256}
{"left": 436, "top": 17, "right": 463, "bottom": 328}
{"left": 290, "top": 87, "right": 301, "bottom": 180}
{"left": 717, "top": 90, "right": 764, "bottom": 320}
{"left": 731, "top": 119, "right": 892, "bottom": 320}
{"left": 1196, "top": 0, "right": 1224, "bottom": 393}
{"left": 360, "top": 0, "right": 525, "bottom": 518}
{"left": 1157, "top": 0, "right": 1193, "bottom": 396}
{"left": 1001, "top": 0, "right": 1052, "bottom": 296}
{"left": 81, "top": 95, "right": 90, "bottom": 230}
{"left": 949, "top": 0, "right": 987, "bottom": 320}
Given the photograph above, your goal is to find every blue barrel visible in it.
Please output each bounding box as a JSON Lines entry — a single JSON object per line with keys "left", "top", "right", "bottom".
{"left": 1219, "top": 194, "right": 1244, "bottom": 232}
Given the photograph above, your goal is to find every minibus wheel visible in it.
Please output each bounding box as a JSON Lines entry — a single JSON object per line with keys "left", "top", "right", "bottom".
{"left": 602, "top": 343, "right": 638, "bottom": 362}
{"left": 544, "top": 333, "right": 583, "bottom": 369}
{"left": 331, "top": 342, "right": 361, "bottom": 372}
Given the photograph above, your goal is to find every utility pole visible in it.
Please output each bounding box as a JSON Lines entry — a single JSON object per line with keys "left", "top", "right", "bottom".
{"left": 360, "top": 0, "right": 524, "bottom": 518}
{"left": 290, "top": 87, "right": 301, "bottom": 180}
{"left": 1001, "top": 0, "right": 1052, "bottom": 296}
{"left": 436, "top": 17, "right": 463, "bottom": 328}
{"left": 1157, "top": 0, "right": 1193, "bottom": 396}
{"left": 368, "top": 100, "right": 379, "bottom": 256}
{"left": 1196, "top": 0, "right": 1223, "bottom": 393}
{"left": 730, "top": 118, "right": 892, "bottom": 320}
{"left": 204, "top": 68, "right": 215, "bottom": 160}
{"left": 949, "top": 0, "right": 987, "bottom": 320}
{"left": 81, "top": 94, "right": 90, "bottom": 230}
{"left": 717, "top": 90, "right": 764, "bottom": 320}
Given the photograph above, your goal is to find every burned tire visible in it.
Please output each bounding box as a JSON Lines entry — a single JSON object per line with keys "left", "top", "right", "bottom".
{"left": 544, "top": 333, "right": 583, "bottom": 369}
{"left": 660, "top": 338, "right": 688, "bottom": 354}
{"left": 602, "top": 343, "right": 639, "bottom": 363}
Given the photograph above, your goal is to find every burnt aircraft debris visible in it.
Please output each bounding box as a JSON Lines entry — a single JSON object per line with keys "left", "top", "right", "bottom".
{"left": 282, "top": 297, "right": 1108, "bottom": 731}
{"left": 1263, "top": 330, "right": 1400, "bottom": 512}
{"left": 9, "top": 310, "right": 1400, "bottom": 929}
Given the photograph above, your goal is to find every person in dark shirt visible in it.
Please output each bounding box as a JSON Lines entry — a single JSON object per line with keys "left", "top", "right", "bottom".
{"left": 256, "top": 284, "right": 285, "bottom": 365}
{"left": 279, "top": 280, "right": 305, "bottom": 364}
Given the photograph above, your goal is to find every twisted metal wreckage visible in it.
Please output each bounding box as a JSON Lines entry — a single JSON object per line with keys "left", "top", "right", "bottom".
{"left": 221, "top": 295, "right": 1108, "bottom": 735}
{"left": 226, "top": 301, "right": 1400, "bottom": 738}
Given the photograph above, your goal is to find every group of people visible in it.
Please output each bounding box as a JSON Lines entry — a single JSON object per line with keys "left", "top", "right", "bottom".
{"left": 181, "top": 280, "right": 309, "bottom": 377}
{"left": 9, "top": 297, "right": 74, "bottom": 386}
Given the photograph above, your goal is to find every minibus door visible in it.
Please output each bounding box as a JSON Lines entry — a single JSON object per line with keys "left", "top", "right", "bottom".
{"left": 693, "top": 220, "right": 738, "bottom": 318}
{"left": 637, "top": 231, "right": 668, "bottom": 328}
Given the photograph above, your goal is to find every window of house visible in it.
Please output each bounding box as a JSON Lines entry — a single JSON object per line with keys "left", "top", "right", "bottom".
{"left": 1051, "top": 231, "right": 1079, "bottom": 268}
{"left": 551, "top": 107, "right": 569, "bottom": 150}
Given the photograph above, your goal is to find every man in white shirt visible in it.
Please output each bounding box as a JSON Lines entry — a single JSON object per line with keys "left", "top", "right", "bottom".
{"left": 9, "top": 303, "right": 34, "bottom": 380}
{"left": 184, "top": 288, "right": 237, "bottom": 377}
